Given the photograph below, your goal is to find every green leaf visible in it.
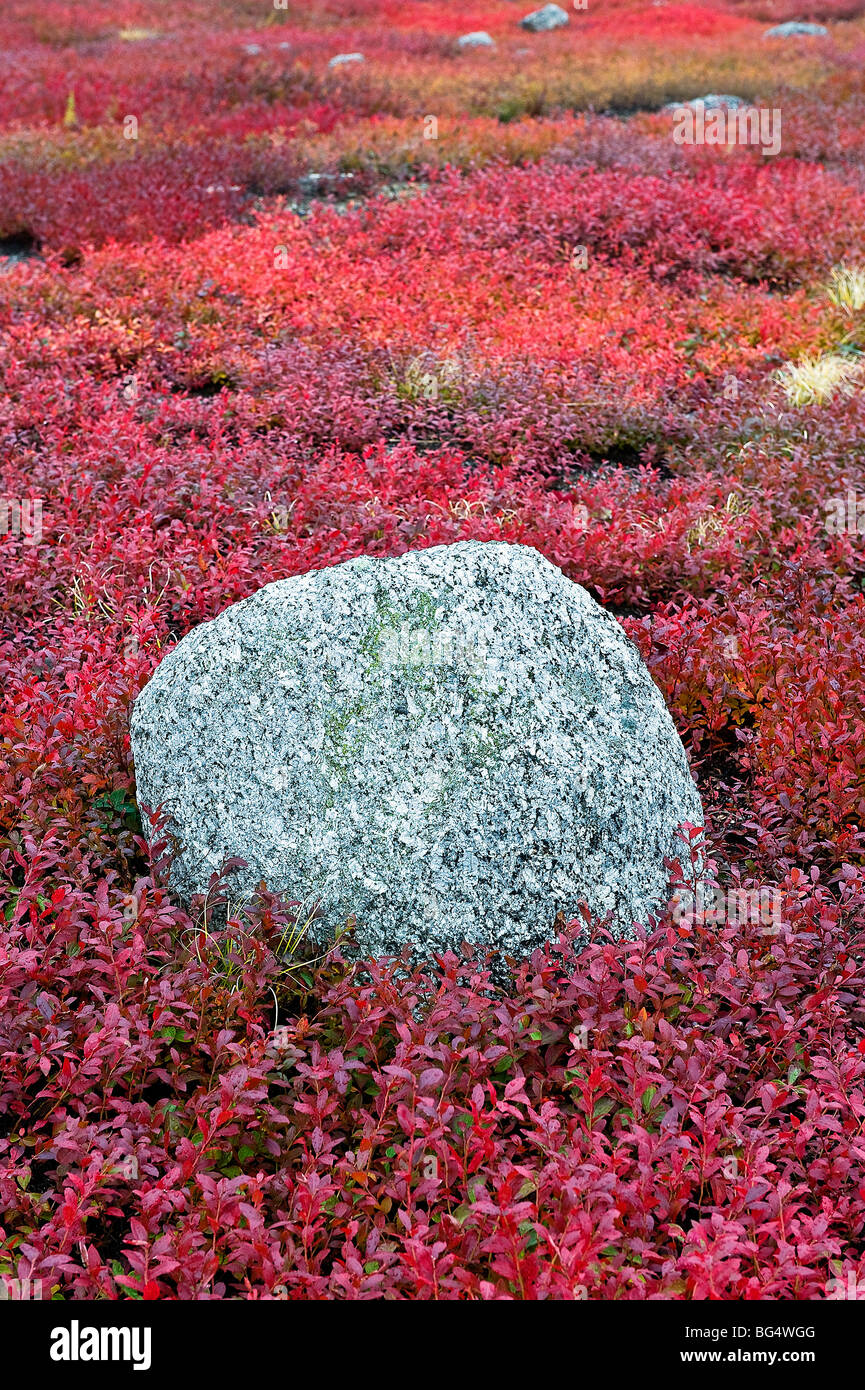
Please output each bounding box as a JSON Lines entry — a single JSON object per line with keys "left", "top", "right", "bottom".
{"left": 592, "top": 1098, "right": 615, "bottom": 1121}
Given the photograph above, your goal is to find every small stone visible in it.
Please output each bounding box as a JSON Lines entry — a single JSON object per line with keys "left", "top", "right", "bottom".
{"left": 663, "top": 93, "right": 746, "bottom": 112}
{"left": 520, "top": 4, "right": 570, "bottom": 32}
{"left": 131, "top": 542, "right": 703, "bottom": 967}
{"left": 457, "top": 31, "right": 496, "bottom": 49}
{"left": 328, "top": 52, "right": 365, "bottom": 67}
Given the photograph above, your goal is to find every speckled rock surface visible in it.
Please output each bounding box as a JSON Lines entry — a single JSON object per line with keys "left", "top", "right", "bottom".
{"left": 131, "top": 541, "right": 702, "bottom": 962}
{"left": 763, "top": 21, "right": 828, "bottom": 37}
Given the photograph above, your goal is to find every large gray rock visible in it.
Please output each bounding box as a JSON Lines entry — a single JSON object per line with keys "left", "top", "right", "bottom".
{"left": 131, "top": 542, "right": 702, "bottom": 964}
{"left": 520, "top": 5, "right": 570, "bottom": 32}
{"left": 763, "top": 21, "right": 828, "bottom": 37}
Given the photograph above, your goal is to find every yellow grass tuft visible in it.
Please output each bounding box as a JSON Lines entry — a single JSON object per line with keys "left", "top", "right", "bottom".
{"left": 776, "top": 353, "right": 862, "bottom": 407}
{"left": 826, "top": 264, "right": 865, "bottom": 315}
